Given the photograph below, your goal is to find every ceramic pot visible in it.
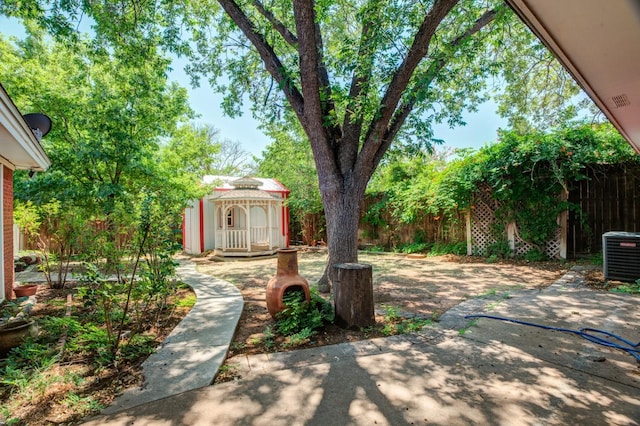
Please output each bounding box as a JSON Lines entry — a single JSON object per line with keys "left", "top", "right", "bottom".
{"left": 266, "top": 249, "right": 310, "bottom": 318}
{"left": 0, "top": 319, "right": 37, "bottom": 355}
{"left": 19, "top": 254, "right": 41, "bottom": 265}
{"left": 14, "top": 284, "right": 38, "bottom": 298}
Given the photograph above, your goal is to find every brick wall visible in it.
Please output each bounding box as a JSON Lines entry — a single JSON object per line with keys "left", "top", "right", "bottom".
{"left": 3, "top": 166, "right": 13, "bottom": 300}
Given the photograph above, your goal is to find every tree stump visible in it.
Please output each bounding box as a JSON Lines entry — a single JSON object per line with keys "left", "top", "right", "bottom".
{"left": 333, "top": 263, "right": 375, "bottom": 329}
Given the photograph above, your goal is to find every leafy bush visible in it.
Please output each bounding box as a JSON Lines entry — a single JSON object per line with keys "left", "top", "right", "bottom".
{"left": 484, "top": 238, "right": 512, "bottom": 259}
{"left": 587, "top": 252, "right": 604, "bottom": 266}
{"left": 39, "top": 316, "right": 84, "bottom": 338}
{"left": 524, "top": 248, "right": 548, "bottom": 262}
{"left": 275, "top": 289, "right": 334, "bottom": 338}
{"left": 398, "top": 242, "right": 431, "bottom": 254}
{"left": 120, "top": 335, "right": 156, "bottom": 361}
{"left": 361, "top": 245, "right": 385, "bottom": 253}
{"left": 282, "top": 327, "right": 317, "bottom": 348}
{"left": 610, "top": 280, "right": 640, "bottom": 294}
{"left": 66, "top": 325, "right": 113, "bottom": 367}
{"left": 429, "top": 241, "right": 467, "bottom": 256}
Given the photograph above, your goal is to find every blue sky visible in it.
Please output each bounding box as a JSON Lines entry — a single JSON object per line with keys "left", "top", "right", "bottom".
{"left": 0, "top": 16, "right": 506, "bottom": 157}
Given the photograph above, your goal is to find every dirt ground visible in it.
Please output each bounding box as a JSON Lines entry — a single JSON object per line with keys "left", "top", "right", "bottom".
{"left": 193, "top": 250, "right": 570, "bottom": 371}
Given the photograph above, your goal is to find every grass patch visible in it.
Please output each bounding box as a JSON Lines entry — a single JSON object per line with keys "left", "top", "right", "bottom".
{"left": 381, "top": 305, "right": 431, "bottom": 336}
{"left": 609, "top": 279, "right": 640, "bottom": 294}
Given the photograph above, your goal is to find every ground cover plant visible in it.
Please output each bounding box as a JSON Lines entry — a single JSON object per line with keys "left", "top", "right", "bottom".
{"left": 0, "top": 279, "right": 195, "bottom": 425}
{"left": 584, "top": 271, "right": 640, "bottom": 294}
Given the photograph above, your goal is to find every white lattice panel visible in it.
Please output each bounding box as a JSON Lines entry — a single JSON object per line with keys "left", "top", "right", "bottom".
{"left": 512, "top": 230, "right": 533, "bottom": 257}
{"left": 470, "top": 185, "right": 503, "bottom": 255}
{"left": 470, "top": 185, "right": 564, "bottom": 259}
{"left": 545, "top": 227, "right": 563, "bottom": 259}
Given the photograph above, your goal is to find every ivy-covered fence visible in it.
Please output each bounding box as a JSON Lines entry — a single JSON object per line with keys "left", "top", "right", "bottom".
{"left": 360, "top": 124, "right": 638, "bottom": 258}
{"left": 451, "top": 124, "right": 639, "bottom": 260}
{"left": 467, "top": 183, "right": 566, "bottom": 259}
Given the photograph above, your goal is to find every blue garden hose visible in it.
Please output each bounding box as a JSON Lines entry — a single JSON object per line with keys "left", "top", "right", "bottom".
{"left": 464, "top": 314, "right": 640, "bottom": 362}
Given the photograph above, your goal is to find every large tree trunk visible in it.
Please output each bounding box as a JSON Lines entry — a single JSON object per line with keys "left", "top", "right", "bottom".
{"left": 316, "top": 177, "right": 365, "bottom": 292}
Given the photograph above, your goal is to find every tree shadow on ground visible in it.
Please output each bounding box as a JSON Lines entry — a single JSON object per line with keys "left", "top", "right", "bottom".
{"left": 91, "top": 319, "right": 639, "bottom": 425}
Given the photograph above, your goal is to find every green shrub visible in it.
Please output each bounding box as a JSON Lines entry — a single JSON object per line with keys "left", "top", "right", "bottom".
{"left": 275, "top": 289, "right": 334, "bottom": 337}
{"left": 484, "top": 238, "right": 512, "bottom": 259}
{"left": 398, "top": 242, "right": 431, "bottom": 254}
{"left": 524, "top": 248, "right": 547, "bottom": 262}
{"left": 610, "top": 279, "right": 640, "bottom": 294}
{"left": 120, "top": 334, "right": 156, "bottom": 361}
{"left": 429, "top": 241, "right": 467, "bottom": 256}
{"left": 588, "top": 252, "right": 604, "bottom": 266}
{"left": 361, "top": 245, "right": 385, "bottom": 253}
{"left": 282, "top": 327, "right": 316, "bottom": 348}
{"left": 66, "top": 325, "right": 113, "bottom": 366}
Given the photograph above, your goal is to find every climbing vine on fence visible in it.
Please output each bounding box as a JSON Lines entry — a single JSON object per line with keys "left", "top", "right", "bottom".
{"left": 454, "top": 124, "right": 637, "bottom": 249}
{"left": 366, "top": 123, "right": 638, "bottom": 252}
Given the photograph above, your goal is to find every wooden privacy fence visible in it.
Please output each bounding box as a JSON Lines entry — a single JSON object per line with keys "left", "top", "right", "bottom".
{"left": 469, "top": 163, "right": 640, "bottom": 259}
{"left": 358, "top": 195, "right": 466, "bottom": 249}
{"left": 568, "top": 163, "right": 640, "bottom": 256}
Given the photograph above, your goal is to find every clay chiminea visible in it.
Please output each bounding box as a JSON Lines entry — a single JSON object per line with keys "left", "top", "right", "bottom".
{"left": 266, "top": 248, "right": 310, "bottom": 318}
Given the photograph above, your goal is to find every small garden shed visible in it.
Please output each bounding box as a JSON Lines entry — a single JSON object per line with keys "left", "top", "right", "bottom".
{"left": 183, "top": 176, "right": 290, "bottom": 256}
{"left": 0, "top": 83, "right": 51, "bottom": 301}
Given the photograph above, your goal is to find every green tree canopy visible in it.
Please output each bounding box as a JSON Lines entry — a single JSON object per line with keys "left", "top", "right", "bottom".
{"left": 1, "top": 26, "right": 194, "bottom": 208}
{"left": 162, "top": 123, "right": 254, "bottom": 177}
{"left": 1, "top": 25, "right": 199, "bottom": 274}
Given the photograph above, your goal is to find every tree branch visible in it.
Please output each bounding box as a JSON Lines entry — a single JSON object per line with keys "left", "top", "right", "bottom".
{"left": 293, "top": 0, "right": 340, "bottom": 189}
{"left": 251, "top": 0, "right": 298, "bottom": 47}
{"left": 374, "top": 6, "right": 501, "bottom": 170}
{"left": 216, "top": 0, "right": 305, "bottom": 119}
{"left": 341, "top": 0, "right": 382, "bottom": 175}
{"left": 357, "top": 0, "right": 458, "bottom": 173}
{"left": 314, "top": 20, "right": 342, "bottom": 160}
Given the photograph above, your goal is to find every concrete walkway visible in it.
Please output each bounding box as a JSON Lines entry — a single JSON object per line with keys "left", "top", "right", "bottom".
{"left": 103, "top": 260, "right": 243, "bottom": 413}
{"left": 83, "top": 266, "right": 640, "bottom": 425}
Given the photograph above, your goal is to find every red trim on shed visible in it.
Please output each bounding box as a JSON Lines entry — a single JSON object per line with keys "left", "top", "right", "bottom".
{"left": 199, "top": 199, "right": 204, "bottom": 253}
{"left": 200, "top": 198, "right": 204, "bottom": 253}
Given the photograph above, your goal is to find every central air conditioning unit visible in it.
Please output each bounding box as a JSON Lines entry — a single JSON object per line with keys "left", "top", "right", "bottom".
{"left": 602, "top": 232, "right": 640, "bottom": 282}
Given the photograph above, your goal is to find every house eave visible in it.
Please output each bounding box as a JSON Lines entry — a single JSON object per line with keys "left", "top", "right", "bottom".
{"left": 0, "top": 84, "right": 51, "bottom": 171}
{"left": 505, "top": 0, "right": 640, "bottom": 154}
